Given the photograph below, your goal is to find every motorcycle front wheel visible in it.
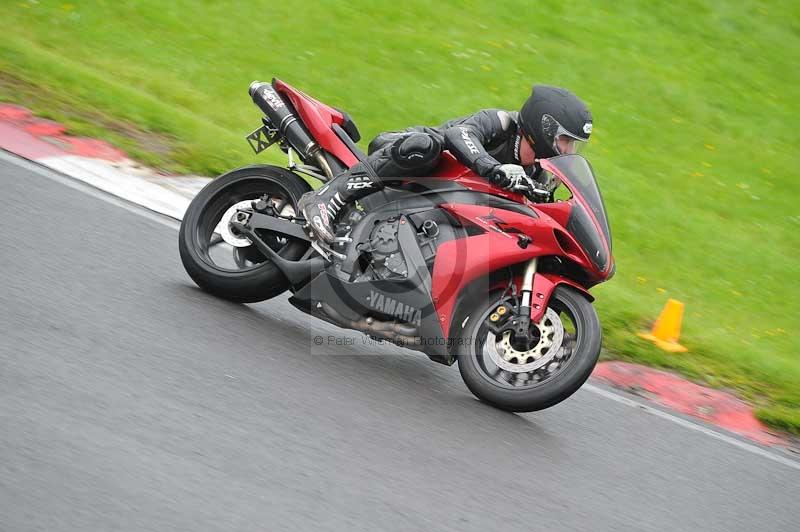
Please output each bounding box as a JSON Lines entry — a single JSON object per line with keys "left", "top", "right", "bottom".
{"left": 178, "top": 165, "right": 311, "bottom": 303}
{"left": 456, "top": 286, "right": 601, "bottom": 412}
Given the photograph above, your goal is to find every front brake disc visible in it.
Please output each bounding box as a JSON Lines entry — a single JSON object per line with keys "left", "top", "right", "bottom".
{"left": 485, "top": 307, "right": 564, "bottom": 373}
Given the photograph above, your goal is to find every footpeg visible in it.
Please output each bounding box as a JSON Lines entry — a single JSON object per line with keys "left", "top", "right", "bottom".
{"left": 309, "top": 237, "right": 346, "bottom": 261}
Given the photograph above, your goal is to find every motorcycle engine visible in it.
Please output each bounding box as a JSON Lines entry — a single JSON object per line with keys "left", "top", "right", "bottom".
{"left": 367, "top": 218, "right": 408, "bottom": 279}
{"left": 355, "top": 210, "right": 458, "bottom": 282}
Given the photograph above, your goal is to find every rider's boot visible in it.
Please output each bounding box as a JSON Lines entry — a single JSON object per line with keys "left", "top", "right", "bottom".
{"left": 299, "top": 132, "right": 442, "bottom": 253}
{"left": 298, "top": 161, "right": 383, "bottom": 244}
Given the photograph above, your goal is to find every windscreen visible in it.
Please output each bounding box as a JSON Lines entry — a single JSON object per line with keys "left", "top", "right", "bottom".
{"left": 541, "top": 155, "right": 612, "bottom": 271}
{"left": 546, "top": 155, "right": 611, "bottom": 246}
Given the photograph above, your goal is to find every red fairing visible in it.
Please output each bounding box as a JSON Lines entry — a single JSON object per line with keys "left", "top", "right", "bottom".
{"left": 440, "top": 201, "right": 594, "bottom": 277}
{"left": 273, "top": 79, "right": 359, "bottom": 168}
{"left": 442, "top": 202, "right": 542, "bottom": 234}
{"left": 431, "top": 202, "right": 598, "bottom": 337}
{"left": 431, "top": 230, "right": 539, "bottom": 338}
{"left": 534, "top": 201, "right": 571, "bottom": 228}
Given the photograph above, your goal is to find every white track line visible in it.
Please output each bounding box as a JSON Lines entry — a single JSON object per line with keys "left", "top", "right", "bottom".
{"left": 1, "top": 150, "right": 181, "bottom": 229}
{"left": 584, "top": 383, "right": 800, "bottom": 471}
{"left": 4, "top": 149, "right": 798, "bottom": 471}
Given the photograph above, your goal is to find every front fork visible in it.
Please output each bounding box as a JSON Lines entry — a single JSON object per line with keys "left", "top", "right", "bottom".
{"left": 508, "top": 258, "right": 538, "bottom": 342}
{"left": 519, "top": 258, "right": 538, "bottom": 317}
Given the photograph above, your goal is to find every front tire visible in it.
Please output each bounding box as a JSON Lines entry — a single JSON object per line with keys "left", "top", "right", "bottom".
{"left": 456, "top": 286, "right": 601, "bottom": 412}
{"left": 178, "top": 165, "right": 311, "bottom": 303}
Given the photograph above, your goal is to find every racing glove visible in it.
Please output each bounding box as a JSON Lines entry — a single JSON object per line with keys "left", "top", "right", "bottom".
{"left": 491, "top": 164, "right": 537, "bottom": 192}
{"left": 491, "top": 164, "right": 551, "bottom": 200}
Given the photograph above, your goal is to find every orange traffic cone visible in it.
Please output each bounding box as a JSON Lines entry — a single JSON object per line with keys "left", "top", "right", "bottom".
{"left": 637, "top": 299, "right": 688, "bottom": 352}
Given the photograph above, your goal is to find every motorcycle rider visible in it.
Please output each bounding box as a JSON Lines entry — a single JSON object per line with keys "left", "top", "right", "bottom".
{"left": 298, "top": 84, "right": 593, "bottom": 246}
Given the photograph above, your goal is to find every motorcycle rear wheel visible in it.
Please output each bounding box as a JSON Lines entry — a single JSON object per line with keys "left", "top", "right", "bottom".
{"left": 456, "top": 286, "right": 601, "bottom": 412}
{"left": 178, "top": 165, "right": 311, "bottom": 303}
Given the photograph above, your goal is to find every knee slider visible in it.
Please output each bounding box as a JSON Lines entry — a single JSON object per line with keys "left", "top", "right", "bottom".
{"left": 390, "top": 133, "right": 442, "bottom": 170}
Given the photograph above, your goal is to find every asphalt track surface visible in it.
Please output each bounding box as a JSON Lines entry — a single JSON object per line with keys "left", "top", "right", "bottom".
{"left": 1, "top": 153, "right": 797, "bottom": 531}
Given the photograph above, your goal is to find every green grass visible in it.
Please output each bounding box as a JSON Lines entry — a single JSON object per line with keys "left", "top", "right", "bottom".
{"left": 2, "top": 0, "right": 799, "bottom": 432}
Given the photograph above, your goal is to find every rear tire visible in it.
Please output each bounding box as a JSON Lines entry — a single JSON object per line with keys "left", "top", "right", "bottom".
{"left": 456, "top": 286, "right": 601, "bottom": 412}
{"left": 178, "top": 165, "right": 311, "bottom": 303}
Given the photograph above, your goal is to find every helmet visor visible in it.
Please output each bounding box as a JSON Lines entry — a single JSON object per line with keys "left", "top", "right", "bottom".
{"left": 542, "top": 114, "right": 590, "bottom": 155}
{"left": 555, "top": 134, "right": 587, "bottom": 155}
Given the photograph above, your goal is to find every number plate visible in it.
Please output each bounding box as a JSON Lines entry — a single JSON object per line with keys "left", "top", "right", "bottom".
{"left": 245, "top": 124, "right": 278, "bottom": 154}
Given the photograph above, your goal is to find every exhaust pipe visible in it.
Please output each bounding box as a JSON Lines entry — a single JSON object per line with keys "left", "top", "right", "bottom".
{"left": 319, "top": 302, "right": 421, "bottom": 346}
{"left": 249, "top": 81, "right": 318, "bottom": 161}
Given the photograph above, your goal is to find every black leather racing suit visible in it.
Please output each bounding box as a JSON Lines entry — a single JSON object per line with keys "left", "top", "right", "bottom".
{"left": 364, "top": 109, "right": 533, "bottom": 181}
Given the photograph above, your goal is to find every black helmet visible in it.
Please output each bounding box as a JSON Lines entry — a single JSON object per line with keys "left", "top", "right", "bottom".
{"left": 519, "top": 85, "right": 593, "bottom": 159}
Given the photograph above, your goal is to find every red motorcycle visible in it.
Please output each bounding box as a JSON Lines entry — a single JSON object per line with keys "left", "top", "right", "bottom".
{"left": 179, "top": 79, "right": 615, "bottom": 411}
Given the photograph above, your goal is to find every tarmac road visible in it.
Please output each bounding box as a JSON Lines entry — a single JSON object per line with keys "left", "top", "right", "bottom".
{"left": 1, "top": 153, "right": 797, "bottom": 531}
